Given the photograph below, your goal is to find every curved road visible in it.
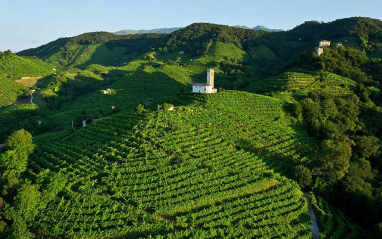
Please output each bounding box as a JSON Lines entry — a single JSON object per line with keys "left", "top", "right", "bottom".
{"left": 30, "top": 92, "right": 35, "bottom": 105}
{"left": 305, "top": 193, "right": 320, "bottom": 239}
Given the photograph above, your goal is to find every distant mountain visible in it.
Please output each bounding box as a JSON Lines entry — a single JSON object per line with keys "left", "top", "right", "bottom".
{"left": 114, "top": 25, "right": 282, "bottom": 35}
{"left": 252, "top": 25, "right": 283, "bottom": 32}
{"left": 232, "top": 25, "right": 252, "bottom": 29}
{"left": 114, "top": 27, "right": 182, "bottom": 35}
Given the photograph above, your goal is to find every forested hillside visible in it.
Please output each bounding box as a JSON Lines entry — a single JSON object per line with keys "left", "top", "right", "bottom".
{"left": 0, "top": 16, "right": 382, "bottom": 238}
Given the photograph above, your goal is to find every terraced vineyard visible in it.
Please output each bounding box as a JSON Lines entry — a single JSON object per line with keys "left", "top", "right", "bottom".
{"left": 22, "top": 91, "right": 359, "bottom": 238}
{"left": 247, "top": 71, "right": 357, "bottom": 98}
{"left": 0, "top": 77, "right": 27, "bottom": 107}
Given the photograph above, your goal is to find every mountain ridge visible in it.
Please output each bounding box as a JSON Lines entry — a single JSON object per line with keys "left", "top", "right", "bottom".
{"left": 113, "top": 25, "right": 284, "bottom": 35}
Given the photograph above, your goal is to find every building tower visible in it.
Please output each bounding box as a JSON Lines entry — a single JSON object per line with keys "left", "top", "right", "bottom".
{"left": 207, "top": 69, "right": 214, "bottom": 88}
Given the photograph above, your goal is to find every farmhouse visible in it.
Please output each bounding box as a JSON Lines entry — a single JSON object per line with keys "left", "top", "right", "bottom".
{"left": 316, "top": 40, "right": 331, "bottom": 55}
{"left": 315, "top": 47, "right": 324, "bottom": 56}
{"left": 100, "top": 88, "right": 112, "bottom": 94}
{"left": 319, "top": 40, "right": 331, "bottom": 47}
{"left": 192, "top": 69, "right": 217, "bottom": 94}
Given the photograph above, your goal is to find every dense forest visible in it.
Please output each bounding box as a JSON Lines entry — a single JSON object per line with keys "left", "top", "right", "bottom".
{"left": 0, "top": 16, "right": 382, "bottom": 238}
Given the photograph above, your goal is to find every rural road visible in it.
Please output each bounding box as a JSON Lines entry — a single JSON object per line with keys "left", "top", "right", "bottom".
{"left": 305, "top": 193, "right": 320, "bottom": 239}
{"left": 30, "top": 92, "right": 35, "bottom": 105}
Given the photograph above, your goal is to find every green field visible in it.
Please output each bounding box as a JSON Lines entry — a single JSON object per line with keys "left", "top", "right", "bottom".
{"left": 247, "top": 71, "right": 357, "bottom": 99}
{"left": 23, "top": 91, "right": 363, "bottom": 238}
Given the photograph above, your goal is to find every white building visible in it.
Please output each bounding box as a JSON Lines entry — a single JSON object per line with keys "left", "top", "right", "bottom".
{"left": 315, "top": 47, "right": 324, "bottom": 56}
{"left": 192, "top": 69, "right": 217, "bottom": 94}
{"left": 319, "top": 40, "right": 331, "bottom": 47}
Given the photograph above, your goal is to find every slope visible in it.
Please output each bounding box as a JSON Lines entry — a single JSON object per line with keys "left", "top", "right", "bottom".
{"left": 256, "top": 17, "right": 382, "bottom": 61}
{"left": 114, "top": 27, "right": 182, "bottom": 35}
{"left": 26, "top": 91, "right": 317, "bottom": 238}
{"left": 0, "top": 51, "right": 55, "bottom": 78}
{"left": 0, "top": 78, "right": 27, "bottom": 108}
{"left": 0, "top": 51, "right": 56, "bottom": 108}
{"left": 18, "top": 32, "right": 168, "bottom": 68}
{"left": 247, "top": 71, "right": 357, "bottom": 98}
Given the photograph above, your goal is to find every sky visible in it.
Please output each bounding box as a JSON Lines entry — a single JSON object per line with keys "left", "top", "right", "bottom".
{"left": 0, "top": 0, "right": 381, "bottom": 52}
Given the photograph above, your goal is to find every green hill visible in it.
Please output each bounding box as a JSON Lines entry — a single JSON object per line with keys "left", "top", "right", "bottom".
{"left": 114, "top": 27, "right": 182, "bottom": 35}
{"left": 18, "top": 32, "right": 168, "bottom": 68}
{"left": 21, "top": 90, "right": 364, "bottom": 238}
{"left": 0, "top": 51, "right": 55, "bottom": 78}
{"left": 0, "top": 51, "right": 56, "bottom": 107}
{"left": 1, "top": 17, "right": 381, "bottom": 238}
{"left": 0, "top": 78, "right": 27, "bottom": 107}
{"left": 247, "top": 71, "right": 357, "bottom": 98}
{"left": 27, "top": 91, "right": 311, "bottom": 238}
{"left": 256, "top": 17, "right": 382, "bottom": 60}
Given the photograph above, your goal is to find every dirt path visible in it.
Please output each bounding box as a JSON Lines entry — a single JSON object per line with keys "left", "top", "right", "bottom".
{"left": 30, "top": 92, "right": 35, "bottom": 105}
{"left": 305, "top": 193, "right": 320, "bottom": 239}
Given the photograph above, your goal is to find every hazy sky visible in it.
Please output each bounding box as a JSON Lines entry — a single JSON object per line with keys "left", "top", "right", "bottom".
{"left": 1, "top": 0, "right": 381, "bottom": 52}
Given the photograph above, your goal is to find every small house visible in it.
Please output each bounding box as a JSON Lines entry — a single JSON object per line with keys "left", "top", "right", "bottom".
{"left": 100, "top": 89, "right": 113, "bottom": 95}
{"left": 319, "top": 40, "right": 331, "bottom": 47}
{"left": 315, "top": 47, "right": 324, "bottom": 56}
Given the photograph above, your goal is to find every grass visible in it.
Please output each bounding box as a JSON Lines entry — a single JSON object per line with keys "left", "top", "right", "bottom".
{"left": 15, "top": 76, "right": 42, "bottom": 87}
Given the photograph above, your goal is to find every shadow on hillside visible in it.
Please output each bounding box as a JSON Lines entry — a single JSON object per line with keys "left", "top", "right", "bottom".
{"left": 235, "top": 119, "right": 317, "bottom": 180}
{"left": 75, "top": 35, "right": 168, "bottom": 69}
{"left": 360, "top": 106, "right": 382, "bottom": 138}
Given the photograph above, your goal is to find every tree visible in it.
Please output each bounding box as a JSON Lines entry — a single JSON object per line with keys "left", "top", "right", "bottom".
{"left": 314, "top": 139, "right": 352, "bottom": 184}
{"left": 354, "top": 135, "right": 380, "bottom": 159}
{"left": 0, "top": 130, "right": 34, "bottom": 173}
{"left": 0, "top": 170, "right": 19, "bottom": 198}
{"left": 6, "top": 129, "right": 34, "bottom": 155}
{"left": 12, "top": 184, "right": 43, "bottom": 222}
{"left": 136, "top": 104, "right": 145, "bottom": 114}
{"left": 2, "top": 184, "right": 45, "bottom": 238}
{"left": 293, "top": 165, "right": 312, "bottom": 188}
{"left": 0, "top": 150, "right": 26, "bottom": 173}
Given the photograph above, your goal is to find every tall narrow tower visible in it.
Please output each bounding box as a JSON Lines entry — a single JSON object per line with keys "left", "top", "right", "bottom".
{"left": 207, "top": 69, "right": 214, "bottom": 88}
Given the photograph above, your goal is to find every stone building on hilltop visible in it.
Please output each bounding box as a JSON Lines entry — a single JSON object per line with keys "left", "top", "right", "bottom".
{"left": 192, "top": 69, "right": 218, "bottom": 94}
{"left": 319, "top": 40, "right": 331, "bottom": 47}
{"left": 315, "top": 47, "right": 324, "bottom": 56}
{"left": 316, "top": 40, "right": 331, "bottom": 56}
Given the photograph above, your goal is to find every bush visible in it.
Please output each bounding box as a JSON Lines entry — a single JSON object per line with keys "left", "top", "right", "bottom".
{"left": 163, "top": 103, "right": 174, "bottom": 111}
{"left": 135, "top": 104, "right": 145, "bottom": 114}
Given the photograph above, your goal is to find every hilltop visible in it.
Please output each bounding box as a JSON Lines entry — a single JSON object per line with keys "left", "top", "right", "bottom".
{"left": 113, "top": 25, "right": 282, "bottom": 36}
{"left": 114, "top": 27, "right": 183, "bottom": 35}
{"left": 0, "top": 50, "right": 55, "bottom": 78}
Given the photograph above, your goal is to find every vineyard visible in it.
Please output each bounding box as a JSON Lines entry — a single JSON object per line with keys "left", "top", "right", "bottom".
{"left": 247, "top": 71, "right": 357, "bottom": 98}
{"left": 0, "top": 77, "right": 27, "bottom": 107}
{"left": 0, "top": 52, "right": 55, "bottom": 78}
{"left": 23, "top": 91, "right": 360, "bottom": 238}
